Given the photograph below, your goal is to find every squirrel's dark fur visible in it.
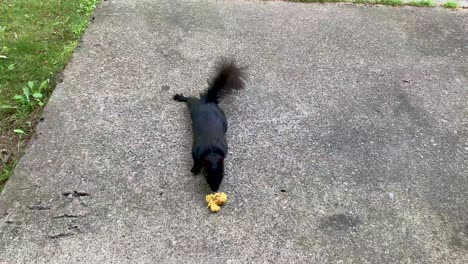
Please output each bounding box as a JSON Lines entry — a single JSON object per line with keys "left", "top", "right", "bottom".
{"left": 173, "top": 58, "right": 245, "bottom": 191}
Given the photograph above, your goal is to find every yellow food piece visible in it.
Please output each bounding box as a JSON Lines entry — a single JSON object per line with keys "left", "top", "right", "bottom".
{"left": 206, "top": 192, "right": 227, "bottom": 213}
{"left": 208, "top": 203, "right": 221, "bottom": 212}
{"left": 205, "top": 194, "right": 215, "bottom": 203}
{"left": 213, "top": 192, "right": 227, "bottom": 205}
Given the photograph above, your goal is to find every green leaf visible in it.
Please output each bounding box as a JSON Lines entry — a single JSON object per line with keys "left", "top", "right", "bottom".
{"left": 22, "top": 86, "right": 30, "bottom": 103}
{"left": 13, "top": 95, "right": 24, "bottom": 100}
{"left": 39, "top": 80, "right": 49, "bottom": 91}
{"left": 28, "top": 81, "right": 34, "bottom": 89}
{"left": 33, "top": 93, "right": 43, "bottom": 98}
{"left": 13, "top": 129, "right": 26, "bottom": 135}
{"left": 38, "top": 102, "right": 44, "bottom": 106}
{"left": 0, "top": 104, "right": 16, "bottom": 109}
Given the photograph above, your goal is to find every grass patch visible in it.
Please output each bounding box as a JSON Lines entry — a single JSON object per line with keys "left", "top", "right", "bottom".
{"left": 443, "top": 1, "right": 459, "bottom": 8}
{"left": 0, "top": 0, "right": 98, "bottom": 191}
{"left": 378, "top": 0, "right": 403, "bottom": 5}
{"left": 0, "top": 164, "right": 14, "bottom": 193}
{"left": 353, "top": 0, "right": 402, "bottom": 5}
{"left": 407, "top": 0, "right": 436, "bottom": 6}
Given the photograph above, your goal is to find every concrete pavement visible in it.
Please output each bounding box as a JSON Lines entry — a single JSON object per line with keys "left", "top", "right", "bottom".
{"left": 1, "top": 0, "right": 467, "bottom": 263}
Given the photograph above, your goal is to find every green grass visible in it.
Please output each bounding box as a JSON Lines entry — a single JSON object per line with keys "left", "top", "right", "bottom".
{"left": 0, "top": 0, "right": 98, "bottom": 190}
{"left": 379, "top": 0, "right": 403, "bottom": 5}
{"left": 0, "top": 164, "right": 14, "bottom": 193}
{"left": 443, "top": 1, "right": 459, "bottom": 8}
{"left": 353, "top": 0, "right": 402, "bottom": 5}
{"left": 407, "top": 0, "right": 436, "bottom": 6}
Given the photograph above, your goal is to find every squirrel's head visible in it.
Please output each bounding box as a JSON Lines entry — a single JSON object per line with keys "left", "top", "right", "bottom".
{"left": 203, "top": 153, "right": 224, "bottom": 191}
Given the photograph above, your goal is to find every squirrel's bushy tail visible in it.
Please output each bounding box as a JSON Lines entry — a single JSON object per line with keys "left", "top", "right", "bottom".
{"left": 203, "top": 58, "right": 245, "bottom": 103}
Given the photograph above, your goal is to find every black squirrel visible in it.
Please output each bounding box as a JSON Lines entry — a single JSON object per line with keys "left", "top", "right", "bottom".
{"left": 173, "top": 58, "right": 246, "bottom": 191}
